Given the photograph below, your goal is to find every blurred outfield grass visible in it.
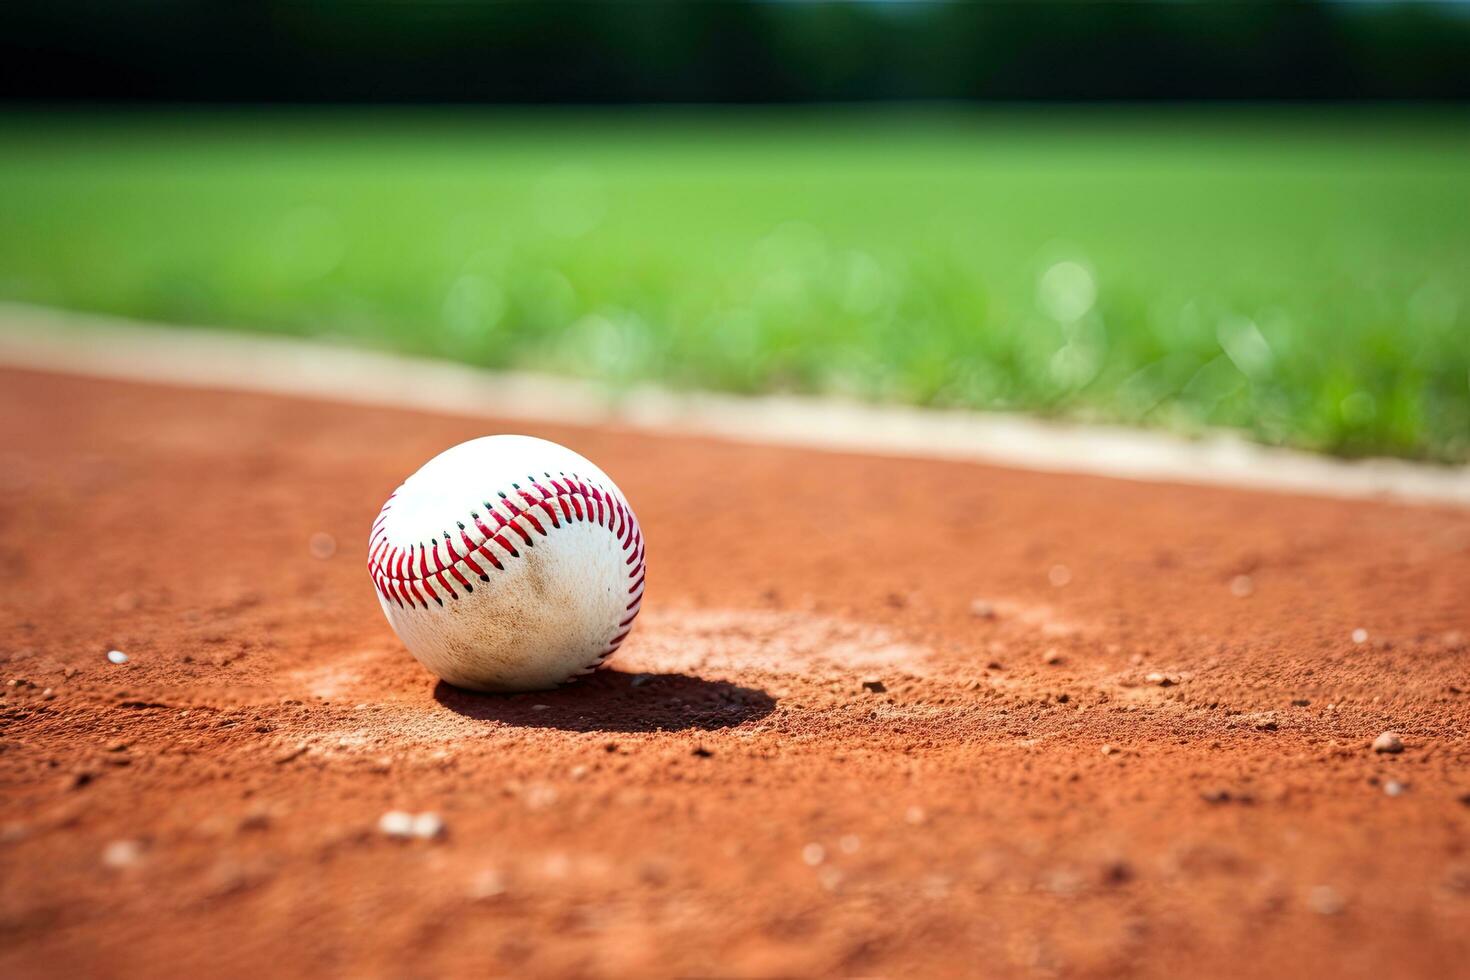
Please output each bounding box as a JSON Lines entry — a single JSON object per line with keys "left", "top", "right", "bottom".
{"left": 0, "top": 109, "right": 1466, "bottom": 461}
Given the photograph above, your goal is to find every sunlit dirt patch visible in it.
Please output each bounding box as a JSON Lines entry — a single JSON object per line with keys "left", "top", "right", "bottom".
{"left": 614, "top": 606, "right": 935, "bottom": 677}
{"left": 284, "top": 648, "right": 395, "bottom": 700}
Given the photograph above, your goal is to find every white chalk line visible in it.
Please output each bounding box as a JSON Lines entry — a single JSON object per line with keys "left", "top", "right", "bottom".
{"left": 1, "top": 302, "right": 1466, "bottom": 507}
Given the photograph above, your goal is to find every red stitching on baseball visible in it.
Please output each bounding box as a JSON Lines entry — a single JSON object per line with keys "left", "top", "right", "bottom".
{"left": 369, "top": 478, "right": 644, "bottom": 619}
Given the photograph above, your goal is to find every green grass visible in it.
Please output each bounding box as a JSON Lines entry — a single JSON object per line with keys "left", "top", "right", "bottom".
{"left": 1, "top": 108, "right": 1467, "bottom": 461}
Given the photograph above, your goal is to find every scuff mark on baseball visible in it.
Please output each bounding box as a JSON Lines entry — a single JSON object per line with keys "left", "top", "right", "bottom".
{"left": 368, "top": 435, "right": 646, "bottom": 692}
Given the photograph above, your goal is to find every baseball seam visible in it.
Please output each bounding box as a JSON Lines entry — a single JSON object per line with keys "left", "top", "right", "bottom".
{"left": 368, "top": 472, "right": 645, "bottom": 667}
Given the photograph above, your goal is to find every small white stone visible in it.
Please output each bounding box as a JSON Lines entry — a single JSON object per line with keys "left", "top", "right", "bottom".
{"left": 102, "top": 839, "right": 143, "bottom": 868}
{"left": 1352, "top": 628, "right": 1368, "bottom": 645}
{"left": 1383, "top": 780, "right": 1408, "bottom": 797}
{"left": 411, "top": 812, "right": 445, "bottom": 840}
{"left": 1372, "top": 731, "right": 1404, "bottom": 754}
{"left": 468, "top": 868, "right": 507, "bottom": 900}
{"left": 1308, "top": 884, "right": 1345, "bottom": 915}
{"left": 377, "top": 810, "right": 415, "bottom": 838}
{"left": 801, "top": 843, "right": 826, "bottom": 866}
{"left": 308, "top": 532, "right": 337, "bottom": 560}
{"left": 107, "top": 650, "right": 129, "bottom": 665}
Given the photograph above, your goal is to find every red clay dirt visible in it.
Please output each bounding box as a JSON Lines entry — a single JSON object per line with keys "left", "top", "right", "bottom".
{"left": 1, "top": 366, "right": 1467, "bottom": 979}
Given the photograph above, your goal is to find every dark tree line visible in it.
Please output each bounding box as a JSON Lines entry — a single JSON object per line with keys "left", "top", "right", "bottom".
{"left": 5, "top": 1, "right": 1469, "bottom": 103}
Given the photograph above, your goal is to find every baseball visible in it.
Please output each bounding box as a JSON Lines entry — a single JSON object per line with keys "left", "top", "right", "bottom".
{"left": 368, "top": 435, "right": 646, "bottom": 692}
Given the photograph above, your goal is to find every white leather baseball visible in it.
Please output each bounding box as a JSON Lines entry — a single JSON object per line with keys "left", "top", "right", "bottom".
{"left": 368, "top": 435, "right": 645, "bottom": 692}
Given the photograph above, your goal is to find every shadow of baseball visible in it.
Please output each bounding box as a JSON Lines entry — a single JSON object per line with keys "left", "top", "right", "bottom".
{"left": 431, "top": 669, "right": 775, "bottom": 733}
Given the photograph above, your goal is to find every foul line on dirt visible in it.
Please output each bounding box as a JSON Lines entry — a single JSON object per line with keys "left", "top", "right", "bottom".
{"left": 3, "top": 303, "right": 1467, "bottom": 507}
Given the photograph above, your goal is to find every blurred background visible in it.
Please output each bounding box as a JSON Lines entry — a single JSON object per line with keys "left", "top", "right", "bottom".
{"left": 1, "top": 0, "right": 1467, "bottom": 460}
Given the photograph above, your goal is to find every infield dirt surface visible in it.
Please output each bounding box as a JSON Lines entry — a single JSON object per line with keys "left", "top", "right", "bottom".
{"left": 2, "top": 367, "right": 1468, "bottom": 979}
